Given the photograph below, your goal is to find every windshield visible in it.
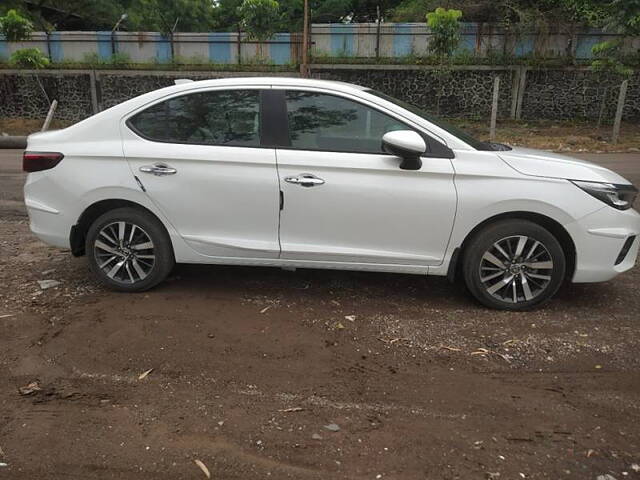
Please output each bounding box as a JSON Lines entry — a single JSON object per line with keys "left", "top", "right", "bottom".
{"left": 365, "top": 89, "right": 509, "bottom": 151}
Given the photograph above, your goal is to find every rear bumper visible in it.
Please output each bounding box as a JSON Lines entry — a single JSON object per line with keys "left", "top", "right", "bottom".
{"left": 566, "top": 206, "right": 640, "bottom": 283}
{"left": 24, "top": 173, "right": 74, "bottom": 250}
{"left": 26, "top": 201, "right": 72, "bottom": 249}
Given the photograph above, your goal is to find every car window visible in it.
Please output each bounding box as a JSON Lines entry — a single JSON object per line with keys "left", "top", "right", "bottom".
{"left": 285, "top": 91, "right": 409, "bottom": 154}
{"left": 365, "top": 89, "right": 511, "bottom": 151}
{"left": 129, "top": 90, "right": 261, "bottom": 147}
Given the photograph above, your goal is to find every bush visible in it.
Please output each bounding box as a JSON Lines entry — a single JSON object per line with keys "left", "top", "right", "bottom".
{"left": 0, "top": 9, "right": 33, "bottom": 42}
{"left": 591, "top": 40, "right": 634, "bottom": 76}
{"left": 9, "top": 48, "right": 50, "bottom": 69}
{"left": 426, "top": 7, "right": 463, "bottom": 58}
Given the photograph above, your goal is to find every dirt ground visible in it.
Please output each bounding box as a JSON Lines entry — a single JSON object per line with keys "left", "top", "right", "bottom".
{"left": 450, "top": 119, "right": 640, "bottom": 154}
{"left": 1, "top": 149, "right": 640, "bottom": 479}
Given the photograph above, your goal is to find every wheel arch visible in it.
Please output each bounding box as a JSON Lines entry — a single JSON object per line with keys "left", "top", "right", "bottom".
{"left": 70, "top": 199, "right": 171, "bottom": 257}
{"left": 449, "top": 211, "right": 576, "bottom": 282}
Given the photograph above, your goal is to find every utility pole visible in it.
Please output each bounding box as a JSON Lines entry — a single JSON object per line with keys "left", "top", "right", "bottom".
{"left": 300, "top": 0, "right": 309, "bottom": 77}
{"left": 111, "top": 13, "right": 127, "bottom": 56}
{"left": 375, "top": 5, "right": 381, "bottom": 59}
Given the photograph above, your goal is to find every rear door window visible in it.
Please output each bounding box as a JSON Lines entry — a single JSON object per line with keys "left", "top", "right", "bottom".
{"left": 128, "top": 89, "right": 261, "bottom": 147}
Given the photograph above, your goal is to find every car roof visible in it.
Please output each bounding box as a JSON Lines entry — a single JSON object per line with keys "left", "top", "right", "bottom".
{"left": 165, "top": 76, "right": 367, "bottom": 94}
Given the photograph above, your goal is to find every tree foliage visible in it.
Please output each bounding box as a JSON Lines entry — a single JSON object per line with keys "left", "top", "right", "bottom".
{"left": 0, "top": 8, "right": 33, "bottom": 41}
{"left": 1, "top": 0, "right": 638, "bottom": 36}
{"left": 237, "top": 0, "right": 280, "bottom": 39}
{"left": 605, "top": 0, "right": 640, "bottom": 34}
{"left": 426, "top": 7, "right": 462, "bottom": 58}
{"left": 127, "top": 0, "right": 217, "bottom": 34}
{"left": 591, "top": 39, "right": 633, "bottom": 76}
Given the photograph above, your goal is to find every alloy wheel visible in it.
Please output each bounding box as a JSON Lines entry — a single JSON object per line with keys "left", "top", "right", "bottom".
{"left": 93, "top": 221, "right": 155, "bottom": 284}
{"left": 478, "top": 235, "right": 554, "bottom": 304}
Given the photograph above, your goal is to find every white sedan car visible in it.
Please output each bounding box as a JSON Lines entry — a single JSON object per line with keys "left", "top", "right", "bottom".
{"left": 23, "top": 77, "right": 639, "bottom": 310}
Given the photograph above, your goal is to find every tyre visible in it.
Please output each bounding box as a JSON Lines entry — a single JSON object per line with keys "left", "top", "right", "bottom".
{"left": 462, "top": 219, "right": 566, "bottom": 311}
{"left": 85, "top": 207, "right": 175, "bottom": 292}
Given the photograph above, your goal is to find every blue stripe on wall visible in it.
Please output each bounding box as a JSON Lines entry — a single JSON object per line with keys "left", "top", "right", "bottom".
{"left": 97, "top": 31, "right": 112, "bottom": 59}
{"left": 156, "top": 34, "right": 172, "bottom": 63}
{"left": 270, "top": 33, "right": 291, "bottom": 65}
{"left": 48, "top": 32, "right": 63, "bottom": 62}
{"left": 393, "top": 24, "right": 412, "bottom": 57}
{"left": 515, "top": 35, "right": 535, "bottom": 56}
{"left": 330, "top": 24, "right": 354, "bottom": 56}
{"left": 209, "top": 32, "right": 232, "bottom": 63}
{"left": 0, "top": 35, "right": 7, "bottom": 60}
{"left": 458, "top": 22, "right": 476, "bottom": 53}
{"left": 575, "top": 30, "right": 604, "bottom": 59}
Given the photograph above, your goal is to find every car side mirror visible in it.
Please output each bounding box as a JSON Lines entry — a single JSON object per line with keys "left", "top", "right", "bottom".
{"left": 381, "top": 130, "right": 426, "bottom": 170}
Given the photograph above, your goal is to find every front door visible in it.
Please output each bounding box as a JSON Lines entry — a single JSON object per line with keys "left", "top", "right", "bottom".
{"left": 276, "top": 89, "right": 457, "bottom": 268}
{"left": 123, "top": 88, "right": 280, "bottom": 259}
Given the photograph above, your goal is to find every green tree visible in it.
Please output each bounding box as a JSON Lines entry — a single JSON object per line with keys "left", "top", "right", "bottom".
{"left": 237, "top": 0, "right": 280, "bottom": 40}
{"left": 127, "top": 0, "right": 217, "bottom": 33}
{"left": 605, "top": 0, "right": 640, "bottom": 34}
{"left": 212, "top": 0, "right": 244, "bottom": 30}
{"left": 591, "top": 39, "right": 632, "bottom": 76}
{"left": 0, "top": 8, "right": 33, "bottom": 41}
{"left": 426, "top": 7, "right": 462, "bottom": 58}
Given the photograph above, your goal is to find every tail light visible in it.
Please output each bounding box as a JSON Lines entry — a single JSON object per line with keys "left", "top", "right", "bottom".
{"left": 23, "top": 152, "right": 64, "bottom": 172}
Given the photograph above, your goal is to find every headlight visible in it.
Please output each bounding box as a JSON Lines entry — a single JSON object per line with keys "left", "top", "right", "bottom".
{"left": 571, "top": 180, "right": 638, "bottom": 210}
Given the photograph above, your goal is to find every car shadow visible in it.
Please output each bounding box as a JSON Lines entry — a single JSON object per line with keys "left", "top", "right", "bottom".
{"left": 159, "top": 262, "right": 626, "bottom": 314}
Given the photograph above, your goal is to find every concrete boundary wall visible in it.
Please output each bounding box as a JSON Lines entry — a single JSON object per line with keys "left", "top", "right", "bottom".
{"left": 0, "top": 25, "right": 637, "bottom": 65}
{"left": 0, "top": 66, "right": 637, "bottom": 123}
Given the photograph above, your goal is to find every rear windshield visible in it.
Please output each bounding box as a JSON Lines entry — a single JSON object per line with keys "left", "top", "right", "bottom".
{"left": 365, "top": 89, "right": 510, "bottom": 151}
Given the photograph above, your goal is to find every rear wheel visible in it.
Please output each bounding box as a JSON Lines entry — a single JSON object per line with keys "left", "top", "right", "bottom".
{"left": 86, "top": 207, "right": 174, "bottom": 292}
{"left": 462, "top": 219, "right": 566, "bottom": 310}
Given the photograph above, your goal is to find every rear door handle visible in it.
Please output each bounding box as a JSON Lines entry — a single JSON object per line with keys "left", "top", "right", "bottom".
{"left": 139, "top": 163, "right": 177, "bottom": 176}
{"left": 284, "top": 173, "right": 325, "bottom": 187}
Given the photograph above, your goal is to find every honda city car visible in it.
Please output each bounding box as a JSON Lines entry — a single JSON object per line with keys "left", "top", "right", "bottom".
{"left": 23, "top": 77, "right": 639, "bottom": 310}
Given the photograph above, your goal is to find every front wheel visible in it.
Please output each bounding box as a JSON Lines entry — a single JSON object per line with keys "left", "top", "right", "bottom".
{"left": 85, "top": 207, "right": 175, "bottom": 292}
{"left": 462, "top": 219, "right": 566, "bottom": 310}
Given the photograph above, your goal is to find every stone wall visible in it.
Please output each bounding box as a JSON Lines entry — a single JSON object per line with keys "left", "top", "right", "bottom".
{"left": 0, "top": 67, "right": 637, "bottom": 123}
{"left": 522, "top": 69, "right": 639, "bottom": 121}
{"left": 0, "top": 72, "right": 93, "bottom": 121}
{"left": 312, "top": 66, "right": 515, "bottom": 118}
{"left": 313, "top": 66, "right": 639, "bottom": 121}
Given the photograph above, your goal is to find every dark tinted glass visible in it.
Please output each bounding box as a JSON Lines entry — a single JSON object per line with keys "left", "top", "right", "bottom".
{"left": 365, "top": 89, "right": 505, "bottom": 151}
{"left": 285, "top": 91, "right": 408, "bottom": 154}
{"left": 129, "top": 90, "right": 261, "bottom": 147}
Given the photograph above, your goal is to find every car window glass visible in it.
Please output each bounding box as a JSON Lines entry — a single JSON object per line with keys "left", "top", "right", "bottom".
{"left": 129, "top": 90, "right": 260, "bottom": 146}
{"left": 285, "top": 91, "right": 408, "bottom": 154}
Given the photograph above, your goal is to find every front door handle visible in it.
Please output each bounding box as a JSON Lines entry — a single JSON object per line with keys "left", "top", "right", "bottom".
{"left": 284, "top": 173, "right": 325, "bottom": 187}
{"left": 139, "top": 163, "right": 177, "bottom": 176}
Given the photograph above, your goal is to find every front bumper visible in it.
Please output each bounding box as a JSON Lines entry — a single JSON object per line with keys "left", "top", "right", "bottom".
{"left": 566, "top": 206, "right": 640, "bottom": 283}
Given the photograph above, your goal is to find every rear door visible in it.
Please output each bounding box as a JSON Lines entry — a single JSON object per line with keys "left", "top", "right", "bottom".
{"left": 122, "top": 87, "right": 281, "bottom": 259}
{"left": 276, "top": 88, "right": 457, "bottom": 268}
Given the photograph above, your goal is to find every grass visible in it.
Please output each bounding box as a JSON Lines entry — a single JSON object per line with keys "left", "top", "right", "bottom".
{"left": 0, "top": 54, "right": 298, "bottom": 72}
{"left": 448, "top": 118, "right": 640, "bottom": 153}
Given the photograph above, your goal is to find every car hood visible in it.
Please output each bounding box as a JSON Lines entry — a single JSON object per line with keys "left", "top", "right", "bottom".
{"left": 498, "top": 147, "right": 630, "bottom": 184}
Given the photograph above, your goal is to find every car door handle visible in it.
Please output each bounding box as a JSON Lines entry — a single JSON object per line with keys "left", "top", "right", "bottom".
{"left": 139, "top": 163, "right": 177, "bottom": 176}
{"left": 284, "top": 174, "right": 325, "bottom": 187}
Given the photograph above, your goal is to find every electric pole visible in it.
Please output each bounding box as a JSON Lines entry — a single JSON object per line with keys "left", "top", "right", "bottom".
{"left": 300, "top": 0, "right": 309, "bottom": 77}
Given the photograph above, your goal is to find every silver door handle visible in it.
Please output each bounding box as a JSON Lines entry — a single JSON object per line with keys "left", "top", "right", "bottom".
{"left": 139, "top": 163, "right": 177, "bottom": 176}
{"left": 284, "top": 174, "right": 325, "bottom": 187}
